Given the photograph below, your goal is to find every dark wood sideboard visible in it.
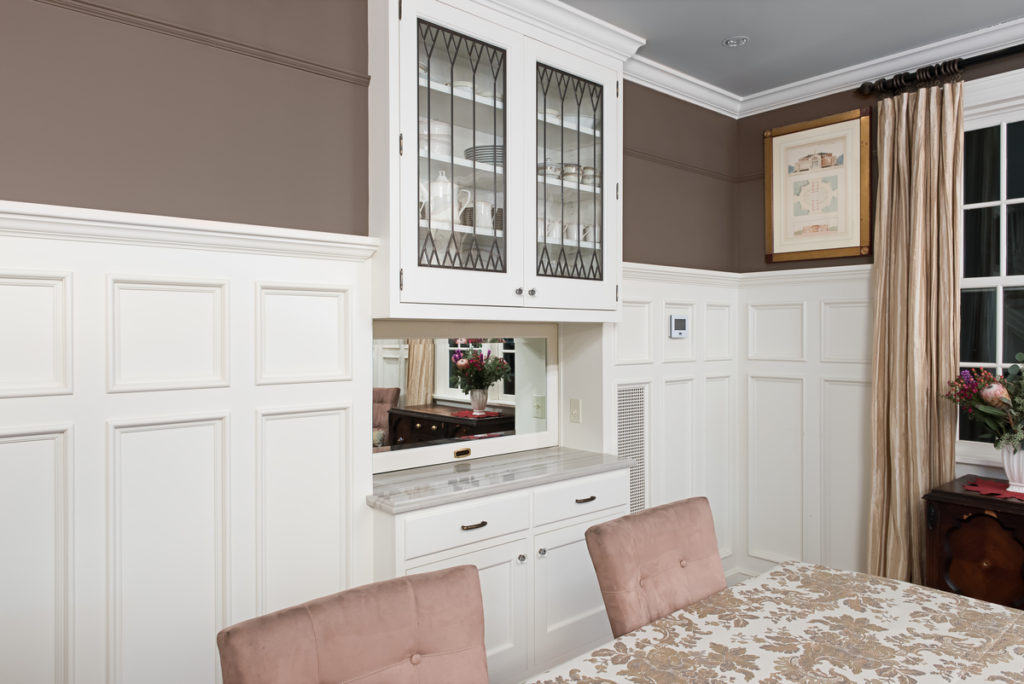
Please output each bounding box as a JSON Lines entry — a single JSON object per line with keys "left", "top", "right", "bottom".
{"left": 923, "top": 474, "right": 1024, "bottom": 608}
{"left": 388, "top": 404, "right": 515, "bottom": 446}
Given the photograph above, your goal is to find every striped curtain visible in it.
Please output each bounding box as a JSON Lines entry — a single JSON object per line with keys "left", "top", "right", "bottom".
{"left": 868, "top": 82, "right": 963, "bottom": 582}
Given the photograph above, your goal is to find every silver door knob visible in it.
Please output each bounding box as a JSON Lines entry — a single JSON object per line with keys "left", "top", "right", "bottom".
{"left": 528, "top": 288, "right": 537, "bottom": 296}
{"left": 517, "top": 553, "right": 527, "bottom": 563}
{"left": 537, "top": 547, "right": 547, "bottom": 557}
{"left": 515, "top": 287, "right": 523, "bottom": 295}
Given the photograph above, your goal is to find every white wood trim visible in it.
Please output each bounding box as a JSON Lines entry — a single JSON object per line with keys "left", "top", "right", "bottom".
{"left": 740, "top": 264, "right": 873, "bottom": 287}
{"left": 624, "top": 17, "right": 1024, "bottom": 119}
{"left": 0, "top": 270, "right": 73, "bottom": 398}
{"left": 965, "top": 67, "right": 1024, "bottom": 129}
{"left": 621, "top": 262, "right": 741, "bottom": 288}
{"left": 0, "top": 200, "right": 378, "bottom": 262}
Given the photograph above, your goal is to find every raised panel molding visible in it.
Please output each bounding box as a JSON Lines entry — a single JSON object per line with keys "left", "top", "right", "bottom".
{"left": 0, "top": 272, "right": 72, "bottom": 398}
{"left": 107, "top": 415, "right": 228, "bottom": 684}
{"left": 108, "top": 278, "right": 228, "bottom": 392}
{"left": 704, "top": 303, "right": 733, "bottom": 361}
{"left": 662, "top": 301, "right": 695, "bottom": 362}
{"left": 748, "top": 303, "right": 805, "bottom": 362}
{"left": 34, "top": 0, "right": 371, "bottom": 87}
{"left": 703, "top": 375, "right": 733, "bottom": 559}
{"left": 615, "top": 300, "right": 653, "bottom": 365}
{"left": 256, "top": 284, "right": 352, "bottom": 385}
{"left": 820, "top": 378, "right": 871, "bottom": 572}
{"left": 821, "top": 300, "right": 871, "bottom": 363}
{"left": 0, "top": 426, "right": 72, "bottom": 684}
{"left": 747, "top": 376, "right": 804, "bottom": 564}
{"left": 256, "top": 406, "right": 351, "bottom": 614}
{"left": 658, "top": 377, "right": 694, "bottom": 506}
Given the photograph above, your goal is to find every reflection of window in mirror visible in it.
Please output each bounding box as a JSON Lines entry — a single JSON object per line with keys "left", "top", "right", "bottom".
{"left": 370, "top": 322, "right": 556, "bottom": 473}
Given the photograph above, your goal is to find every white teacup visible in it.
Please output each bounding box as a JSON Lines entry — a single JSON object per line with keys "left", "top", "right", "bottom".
{"left": 546, "top": 220, "right": 562, "bottom": 241}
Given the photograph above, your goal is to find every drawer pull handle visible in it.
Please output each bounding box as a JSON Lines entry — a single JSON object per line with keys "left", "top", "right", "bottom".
{"left": 575, "top": 495, "right": 597, "bottom": 504}
{"left": 461, "top": 520, "right": 488, "bottom": 531}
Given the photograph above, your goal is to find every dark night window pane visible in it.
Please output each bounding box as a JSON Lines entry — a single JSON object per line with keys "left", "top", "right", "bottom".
{"left": 963, "top": 207, "right": 1000, "bottom": 277}
{"left": 1009, "top": 121, "right": 1024, "bottom": 200}
{"left": 961, "top": 289, "right": 996, "bottom": 362}
{"left": 959, "top": 406, "right": 996, "bottom": 444}
{"left": 1005, "top": 287, "right": 1024, "bottom": 363}
{"left": 965, "top": 126, "right": 1000, "bottom": 204}
{"left": 1009, "top": 205, "right": 1024, "bottom": 274}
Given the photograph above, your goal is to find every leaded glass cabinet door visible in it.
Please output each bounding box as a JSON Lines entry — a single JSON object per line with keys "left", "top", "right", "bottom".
{"left": 526, "top": 40, "right": 619, "bottom": 310}
{"left": 398, "top": 3, "right": 525, "bottom": 307}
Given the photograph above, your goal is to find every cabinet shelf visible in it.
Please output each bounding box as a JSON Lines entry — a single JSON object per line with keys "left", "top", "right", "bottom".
{"left": 538, "top": 236, "right": 599, "bottom": 250}
{"left": 537, "top": 113, "right": 600, "bottom": 138}
{"left": 419, "top": 219, "right": 505, "bottom": 238}
{"left": 537, "top": 175, "right": 601, "bottom": 195}
{"left": 419, "top": 77, "right": 505, "bottom": 110}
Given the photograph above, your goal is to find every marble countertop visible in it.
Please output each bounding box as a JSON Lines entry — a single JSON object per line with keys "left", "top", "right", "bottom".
{"left": 367, "top": 446, "right": 631, "bottom": 514}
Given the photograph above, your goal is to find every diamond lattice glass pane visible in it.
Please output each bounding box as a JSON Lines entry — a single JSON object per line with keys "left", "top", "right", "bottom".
{"left": 963, "top": 207, "right": 1000, "bottom": 277}
{"left": 961, "top": 288, "right": 996, "bottom": 363}
{"left": 1009, "top": 121, "right": 1024, "bottom": 200}
{"left": 417, "top": 20, "right": 506, "bottom": 273}
{"left": 536, "top": 63, "right": 603, "bottom": 281}
{"left": 964, "top": 126, "right": 1000, "bottom": 204}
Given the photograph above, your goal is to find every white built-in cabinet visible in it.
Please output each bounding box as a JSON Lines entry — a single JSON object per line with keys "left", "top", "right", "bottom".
{"left": 369, "top": 0, "right": 643, "bottom": 321}
{"left": 373, "top": 469, "right": 629, "bottom": 683}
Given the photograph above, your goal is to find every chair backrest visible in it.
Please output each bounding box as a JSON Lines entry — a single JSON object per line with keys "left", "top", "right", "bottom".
{"left": 585, "top": 496, "right": 726, "bottom": 637}
{"left": 217, "top": 565, "right": 488, "bottom": 684}
{"left": 372, "top": 387, "right": 401, "bottom": 444}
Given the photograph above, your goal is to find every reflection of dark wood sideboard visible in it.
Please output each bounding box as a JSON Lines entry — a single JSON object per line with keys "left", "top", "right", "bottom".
{"left": 923, "top": 475, "right": 1024, "bottom": 609}
{"left": 388, "top": 404, "right": 515, "bottom": 446}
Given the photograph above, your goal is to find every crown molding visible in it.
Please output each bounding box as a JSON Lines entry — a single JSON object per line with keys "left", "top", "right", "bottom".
{"left": 0, "top": 201, "right": 379, "bottom": 262}
{"left": 623, "top": 56, "right": 742, "bottom": 118}
{"left": 471, "top": 0, "right": 645, "bottom": 63}
{"left": 624, "top": 17, "right": 1024, "bottom": 119}
{"left": 35, "top": 0, "right": 371, "bottom": 87}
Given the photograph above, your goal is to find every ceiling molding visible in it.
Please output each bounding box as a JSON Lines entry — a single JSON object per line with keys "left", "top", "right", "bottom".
{"left": 623, "top": 56, "right": 741, "bottom": 118}
{"left": 35, "top": 0, "right": 371, "bottom": 87}
{"left": 624, "top": 16, "right": 1024, "bottom": 119}
{"left": 964, "top": 68, "right": 1024, "bottom": 129}
{"left": 470, "top": 0, "right": 645, "bottom": 63}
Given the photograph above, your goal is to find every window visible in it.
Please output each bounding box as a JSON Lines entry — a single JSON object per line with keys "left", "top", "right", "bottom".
{"left": 958, "top": 71, "right": 1024, "bottom": 464}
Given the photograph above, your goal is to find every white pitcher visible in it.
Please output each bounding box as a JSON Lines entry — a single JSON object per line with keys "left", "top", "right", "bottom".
{"left": 428, "top": 170, "right": 459, "bottom": 223}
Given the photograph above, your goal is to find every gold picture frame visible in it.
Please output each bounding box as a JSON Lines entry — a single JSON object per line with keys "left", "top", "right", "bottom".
{"left": 764, "top": 108, "right": 871, "bottom": 263}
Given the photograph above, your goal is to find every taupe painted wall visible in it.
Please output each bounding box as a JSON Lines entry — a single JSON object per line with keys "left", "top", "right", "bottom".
{"left": 0, "top": 0, "right": 368, "bottom": 234}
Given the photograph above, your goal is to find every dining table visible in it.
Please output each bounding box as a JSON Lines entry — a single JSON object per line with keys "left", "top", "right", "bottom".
{"left": 525, "top": 560, "right": 1024, "bottom": 683}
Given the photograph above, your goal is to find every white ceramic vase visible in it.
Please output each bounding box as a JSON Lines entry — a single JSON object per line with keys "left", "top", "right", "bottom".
{"left": 470, "top": 389, "right": 488, "bottom": 416}
{"left": 1002, "top": 445, "right": 1024, "bottom": 493}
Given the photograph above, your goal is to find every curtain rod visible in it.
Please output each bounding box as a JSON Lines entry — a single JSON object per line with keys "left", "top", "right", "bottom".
{"left": 858, "top": 43, "right": 1024, "bottom": 96}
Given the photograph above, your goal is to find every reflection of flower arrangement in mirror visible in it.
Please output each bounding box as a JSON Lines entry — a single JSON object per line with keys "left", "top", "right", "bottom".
{"left": 450, "top": 346, "right": 512, "bottom": 392}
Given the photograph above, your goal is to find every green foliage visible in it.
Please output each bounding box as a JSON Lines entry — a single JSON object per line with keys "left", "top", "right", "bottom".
{"left": 450, "top": 347, "right": 512, "bottom": 392}
{"left": 945, "top": 360, "right": 1024, "bottom": 450}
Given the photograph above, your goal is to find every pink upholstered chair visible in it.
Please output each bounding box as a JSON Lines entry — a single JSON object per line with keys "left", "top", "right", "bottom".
{"left": 585, "top": 496, "right": 726, "bottom": 637}
{"left": 216, "top": 565, "right": 488, "bottom": 684}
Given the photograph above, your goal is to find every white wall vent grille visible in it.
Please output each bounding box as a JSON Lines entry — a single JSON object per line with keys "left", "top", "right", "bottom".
{"left": 617, "top": 383, "right": 648, "bottom": 512}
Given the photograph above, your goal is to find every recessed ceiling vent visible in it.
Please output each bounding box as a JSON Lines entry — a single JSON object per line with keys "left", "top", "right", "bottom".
{"left": 721, "top": 35, "right": 749, "bottom": 48}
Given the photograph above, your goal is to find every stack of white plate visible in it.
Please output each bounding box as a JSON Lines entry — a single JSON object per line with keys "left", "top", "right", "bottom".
{"left": 464, "top": 146, "right": 504, "bottom": 165}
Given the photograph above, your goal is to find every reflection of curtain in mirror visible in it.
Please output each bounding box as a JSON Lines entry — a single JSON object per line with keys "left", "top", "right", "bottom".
{"left": 405, "top": 339, "right": 435, "bottom": 406}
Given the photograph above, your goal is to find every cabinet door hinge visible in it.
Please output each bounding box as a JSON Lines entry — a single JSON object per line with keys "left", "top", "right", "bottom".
{"left": 616, "top": 182, "right": 620, "bottom": 200}
{"left": 399, "top": 268, "right": 404, "bottom": 291}
{"left": 399, "top": 133, "right": 403, "bottom": 156}
{"left": 616, "top": 80, "right": 619, "bottom": 98}
{"left": 616, "top": 284, "right": 619, "bottom": 302}
{"left": 398, "top": 0, "right": 402, "bottom": 20}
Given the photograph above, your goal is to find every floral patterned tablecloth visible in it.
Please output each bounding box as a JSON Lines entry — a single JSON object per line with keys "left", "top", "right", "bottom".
{"left": 527, "top": 561, "right": 1024, "bottom": 683}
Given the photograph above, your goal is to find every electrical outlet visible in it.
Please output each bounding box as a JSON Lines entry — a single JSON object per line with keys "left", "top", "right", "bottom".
{"left": 532, "top": 395, "right": 546, "bottom": 419}
{"left": 569, "top": 397, "right": 581, "bottom": 423}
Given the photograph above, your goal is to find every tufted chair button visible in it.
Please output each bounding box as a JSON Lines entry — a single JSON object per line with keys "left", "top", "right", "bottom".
{"left": 638, "top": 577, "right": 645, "bottom": 588}
{"left": 680, "top": 559, "right": 688, "bottom": 568}
{"left": 410, "top": 653, "right": 422, "bottom": 665}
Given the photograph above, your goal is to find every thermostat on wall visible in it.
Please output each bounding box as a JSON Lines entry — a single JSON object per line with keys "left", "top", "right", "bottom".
{"left": 669, "top": 314, "right": 689, "bottom": 339}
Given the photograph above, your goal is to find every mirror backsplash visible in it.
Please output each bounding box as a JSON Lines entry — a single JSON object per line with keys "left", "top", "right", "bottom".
{"left": 372, "top": 337, "right": 548, "bottom": 453}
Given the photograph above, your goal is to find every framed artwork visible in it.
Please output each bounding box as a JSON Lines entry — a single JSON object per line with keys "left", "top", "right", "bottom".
{"left": 764, "top": 108, "right": 871, "bottom": 262}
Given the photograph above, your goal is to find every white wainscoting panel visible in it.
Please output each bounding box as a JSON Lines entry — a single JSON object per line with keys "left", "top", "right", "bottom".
{"left": 615, "top": 300, "right": 653, "bottom": 365}
{"left": 748, "top": 303, "right": 805, "bottom": 361}
{"left": 820, "top": 379, "right": 872, "bottom": 571}
{"left": 662, "top": 301, "right": 695, "bottom": 362}
{"left": 0, "top": 427, "right": 70, "bottom": 684}
{"left": 821, "top": 300, "right": 872, "bottom": 363}
{"left": 258, "top": 406, "right": 350, "bottom": 614}
{"left": 657, "top": 377, "right": 693, "bottom": 506}
{"left": 747, "top": 376, "right": 804, "bottom": 563}
{"left": 703, "top": 375, "right": 733, "bottom": 558}
{"left": 0, "top": 272, "right": 71, "bottom": 398}
{"left": 108, "top": 415, "right": 227, "bottom": 684}
{"left": 109, "top": 278, "right": 227, "bottom": 392}
{"left": 704, "top": 303, "right": 733, "bottom": 361}
{"left": 257, "top": 284, "right": 351, "bottom": 384}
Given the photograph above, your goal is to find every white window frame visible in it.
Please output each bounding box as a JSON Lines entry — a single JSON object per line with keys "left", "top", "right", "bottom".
{"left": 958, "top": 69, "right": 1024, "bottom": 468}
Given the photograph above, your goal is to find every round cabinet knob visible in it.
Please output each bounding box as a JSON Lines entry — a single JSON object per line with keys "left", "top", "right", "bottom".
{"left": 414, "top": 422, "right": 422, "bottom": 429}
{"left": 528, "top": 288, "right": 537, "bottom": 296}
{"left": 517, "top": 553, "right": 527, "bottom": 564}
{"left": 430, "top": 424, "right": 438, "bottom": 431}
{"left": 537, "top": 547, "right": 547, "bottom": 557}
{"left": 515, "top": 287, "right": 524, "bottom": 295}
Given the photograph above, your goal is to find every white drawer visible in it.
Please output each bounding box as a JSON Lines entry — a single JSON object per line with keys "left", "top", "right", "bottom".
{"left": 403, "top": 490, "right": 531, "bottom": 559}
{"left": 533, "top": 470, "right": 629, "bottom": 527}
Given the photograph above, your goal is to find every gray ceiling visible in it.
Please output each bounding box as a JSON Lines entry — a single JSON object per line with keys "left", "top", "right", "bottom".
{"left": 561, "top": 0, "right": 1024, "bottom": 96}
